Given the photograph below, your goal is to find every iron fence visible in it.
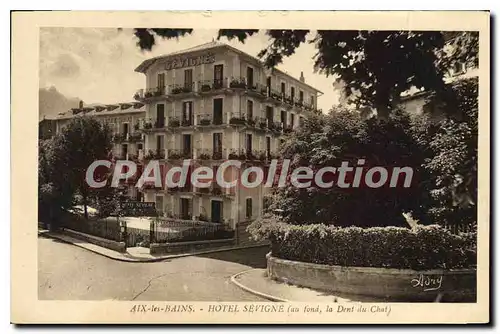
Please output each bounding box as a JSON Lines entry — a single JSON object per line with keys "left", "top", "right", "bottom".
{"left": 60, "top": 214, "right": 122, "bottom": 242}
{"left": 151, "top": 218, "right": 234, "bottom": 244}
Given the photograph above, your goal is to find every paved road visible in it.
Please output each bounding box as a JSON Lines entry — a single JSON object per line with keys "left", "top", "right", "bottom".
{"left": 38, "top": 236, "right": 268, "bottom": 301}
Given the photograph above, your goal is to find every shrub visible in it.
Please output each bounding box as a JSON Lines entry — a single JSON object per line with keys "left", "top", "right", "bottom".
{"left": 247, "top": 218, "right": 476, "bottom": 270}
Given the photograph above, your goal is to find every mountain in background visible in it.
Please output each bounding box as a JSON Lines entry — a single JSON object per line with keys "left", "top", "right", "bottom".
{"left": 39, "top": 86, "right": 81, "bottom": 120}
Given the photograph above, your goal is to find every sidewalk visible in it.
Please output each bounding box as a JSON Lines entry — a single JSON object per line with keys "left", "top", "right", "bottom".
{"left": 231, "top": 269, "right": 387, "bottom": 302}
{"left": 38, "top": 230, "right": 268, "bottom": 263}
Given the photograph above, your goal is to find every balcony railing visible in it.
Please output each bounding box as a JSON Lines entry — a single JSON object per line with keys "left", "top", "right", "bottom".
{"left": 143, "top": 117, "right": 167, "bottom": 130}
{"left": 197, "top": 113, "right": 225, "bottom": 126}
{"left": 128, "top": 132, "right": 143, "bottom": 142}
{"left": 198, "top": 78, "right": 228, "bottom": 92}
{"left": 229, "top": 113, "right": 247, "bottom": 126}
{"left": 180, "top": 118, "right": 194, "bottom": 127}
{"left": 144, "top": 149, "right": 166, "bottom": 160}
{"left": 170, "top": 83, "right": 195, "bottom": 95}
{"left": 196, "top": 148, "right": 227, "bottom": 161}
{"left": 151, "top": 218, "right": 234, "bottom": 243}
{"left": 167, "top": 149, "right": 193, "bottom": 160}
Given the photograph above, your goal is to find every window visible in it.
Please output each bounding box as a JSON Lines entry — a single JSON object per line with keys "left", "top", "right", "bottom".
{"left": 122, "top": 123, "right": 129, "bottom": 136}
{"left": 156, "top": 135, "right": 164, "bottom": 153}
{"left": 213, "top": 98, "right": 223, "bottom": 125}
{"left": 281, "top": 82, "right": 286, "bottom": 95}
{"left": 247, "top": 67, "right": 254, "bottom": 87}
{"left": 184, "top": 69, "right": 193, "bottom": 91}
{"left": 247, "top": 100, "right": 253, "bottom": 120}
{"left": 246, "top": 198, "right": 253, "bottom": 219}
{"left": 156, "top": 104, "right": 165, "bottom": 128}
{"left": 182, "top": 101, "right": 193, "bottom": 126}
{"left": 121, "top": 144, "right": 128, "bottom": 158}
{"left": 299, "top": 90, "right": 304, "bottom": 102}
{"left": 213, "top": 133, "right": 222, "bottom": 156}
{"left": 280, "top": 110, "right": 287, "bottom": 128}
{"left": 137, "top": 143, "right": 143, "bottom": 151}
{"left": 291, "top": 87, "right": 295, "bottom": 101}
{"left": 310, "top": 95, "right": 315, "bottom": 107}
{"left": 214, "top": 64, "right": 224, "bottom": 88}
{"left": 157, "top": 73, "right": 165, "bottom": 91}
{"left": 266, "top": 106, "right": 273, "bottom": 124}
{"left": 246, "top": 133, "right": 252, "bottom": 153}
{"left": 290, "top": 114, "right": 295, "bottom": 129}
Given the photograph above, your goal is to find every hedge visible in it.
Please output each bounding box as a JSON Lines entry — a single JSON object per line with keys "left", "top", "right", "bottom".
{"left": 247, "top": 218, "right": 477, "bottom": 270}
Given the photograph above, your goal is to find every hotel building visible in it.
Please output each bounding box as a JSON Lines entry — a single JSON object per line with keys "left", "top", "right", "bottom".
{"left": 133, "top": 41, "right": 322, "bottom": 242}
{"left": 49, "top": 41, "right": 322, "bottom": 244}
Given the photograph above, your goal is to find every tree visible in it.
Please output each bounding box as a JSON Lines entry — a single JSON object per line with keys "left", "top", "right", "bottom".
{"left": 131, "top": 29, "right": 478, "bottom": 119}
{"left": 418, "top": 78, "right": 478, "bottom": 226}
{"left": 43, "top": 116, "right": 113, "bottom": 219}
{"left": 269, "top": 108, "right": 431, "bottom": 227}
{"left": 38, "top": 138, "right": 76, "bottom": 227}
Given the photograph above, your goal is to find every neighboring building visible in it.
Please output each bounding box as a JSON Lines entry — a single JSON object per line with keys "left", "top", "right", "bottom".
{"left": 53, "top": 101, "right": 147, "bottom": 201}
{"left": 39, "top": 117, "right": 57, "bottom": 140}
{"left": 133, "top": 41, "right": 322, "bottom": 240}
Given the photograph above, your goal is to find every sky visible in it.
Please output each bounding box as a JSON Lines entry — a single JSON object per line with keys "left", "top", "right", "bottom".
{"left": 39, "top": 28, "right": 340, "bottom": 112}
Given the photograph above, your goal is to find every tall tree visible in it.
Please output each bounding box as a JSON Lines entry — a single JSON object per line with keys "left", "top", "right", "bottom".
{"left": 269, "top": 108, "right": 431, "bottom": 227}
{"left": 131, "top": 29, "right": 478, "bottom": 119}
{"left": 47, "top": 116, "right": 113, "bottom": 219}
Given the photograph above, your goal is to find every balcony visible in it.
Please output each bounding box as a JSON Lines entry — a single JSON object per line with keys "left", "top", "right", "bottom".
{"left": 196, "top": 148, "right": 227, "bottom": 161}
{"left": 128, "top": 132, "right": 143, "bottom": 143}
{"left": 196, "top": 114, "right": 226, "bottom": 127}
{"left": 180, "top": 117, "right": 194, "bottom": 127}
{"left": 142, "top": 118, "right": 167, "bottom": 132}
{"left": 198, "top": 79, "right": 228, "bottom": 94}
{"left": 167, "top": 149, "right": 193, "bottom": 160}
{"left": 134, "top": 86, "right": 168, "bottom": 102}
{"left": 143, "top": 149, "right": 166, "bottom": 160}
{"left": 170, "top": 83, "right": 196, "bottom": 99}
{"left": 229, "top": 113, "right": 247, "bottom": 126}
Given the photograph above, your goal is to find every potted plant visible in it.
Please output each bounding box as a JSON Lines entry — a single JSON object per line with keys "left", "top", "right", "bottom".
{"left": 247, "top": 118, "right": 256, "bottom": 127}
{"left": 212, "top": 151, "right": 223, "bottom": 160}
{"left": 228, "top": 150, "right": 239, "bottom": 159}
{"left": 171, "top": 87, "right": 183, "bottom": 94}
{"left": 199, "top": 118, "right": 211, "bottom": 126}
{"left": 169, "top": 118, "right": 180, "bottom": 127}
{"left": 229, "top": 116, "right": 246, "bottom": 125}
{"left": 198, "top": 152, "right": 210, "bottom": 160}
{"left": 230, "top": 78, "right": 246, "bottom": 89}
{"left": 181, "top": 119, "right": 192, "bottom": 127}
{"left": 201, "top": 84, "right": 211, "bottom": 92}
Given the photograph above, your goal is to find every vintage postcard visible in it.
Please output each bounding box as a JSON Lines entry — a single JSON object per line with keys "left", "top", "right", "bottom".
{"left": 11, "top": 11, "right": 489, "bottom": 324}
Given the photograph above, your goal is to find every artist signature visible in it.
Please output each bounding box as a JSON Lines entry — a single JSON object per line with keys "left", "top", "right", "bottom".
{"left": 411, "top": 274, "right": 443, "bottom": 291}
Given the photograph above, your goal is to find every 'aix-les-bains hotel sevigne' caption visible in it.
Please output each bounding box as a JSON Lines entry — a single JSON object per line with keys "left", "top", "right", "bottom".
{"left": 52, "top": 41, "right": 323, "bottom": 231}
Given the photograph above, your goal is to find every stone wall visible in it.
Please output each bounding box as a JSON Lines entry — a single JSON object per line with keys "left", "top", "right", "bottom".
{"left": 62, "top": 228, "right": 126, "bottom": 253}
{"left": 150, "top": 238, "right": 235, "bottom": 255}
{"left": 267, "top": 254, "right": 476, "bottom": 302}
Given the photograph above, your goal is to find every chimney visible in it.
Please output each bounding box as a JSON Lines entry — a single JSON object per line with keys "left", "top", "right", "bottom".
{"left": 299, "top": 71, "right": 305, "bottom": 83}
{"left": 79, "top": 100, "right": 84, "bottom": 109}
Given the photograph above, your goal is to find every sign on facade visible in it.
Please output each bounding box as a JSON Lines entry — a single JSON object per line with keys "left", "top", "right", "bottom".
{"left": 164, "top": 53, "right": 216, "bottom": 70}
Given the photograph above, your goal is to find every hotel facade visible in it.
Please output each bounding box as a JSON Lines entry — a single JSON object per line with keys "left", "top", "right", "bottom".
{"left": 52, "top": 41, "right": 322, "bottom": 241}
{"left": 133, "top": 41, "right": 322, "bottom": 239}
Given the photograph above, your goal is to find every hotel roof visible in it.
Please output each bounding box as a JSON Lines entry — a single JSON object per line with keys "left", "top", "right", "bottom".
{"left": 135, "top": 41, "right": 323, "bottom": 94}
{"left": 54, "top": 102, "right": 145, "bottom": 120}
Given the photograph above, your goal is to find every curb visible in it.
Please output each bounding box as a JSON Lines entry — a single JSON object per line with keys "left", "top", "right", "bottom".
{"left": 230, "top": 269, "right": 289, "bottom": 303}
{"left": 40, "top": 231, "right": 269, "bottom": 263}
